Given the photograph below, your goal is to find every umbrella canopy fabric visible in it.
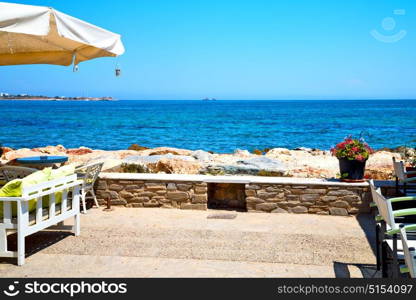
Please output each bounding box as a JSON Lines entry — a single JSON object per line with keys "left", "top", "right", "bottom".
{"left": 0, "top": 2, "right": 125, "bottom": 66}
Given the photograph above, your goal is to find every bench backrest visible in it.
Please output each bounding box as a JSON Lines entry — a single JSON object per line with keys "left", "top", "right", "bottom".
{"left": 1, "top": 174, "right": 81, "bottom": 228}
{"left": 392, "top": 157, "right": 406, "bottom": 181}
{"left": 369, "top": 180, "right": 396, "bottom": 229}
{"left": 22, "top": 174, "right": 79, "bottom": 198}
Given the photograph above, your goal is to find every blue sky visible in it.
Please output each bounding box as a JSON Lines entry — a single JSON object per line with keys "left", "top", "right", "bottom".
{"left": 2, "top": 0, "right": 416, "bottom": 100}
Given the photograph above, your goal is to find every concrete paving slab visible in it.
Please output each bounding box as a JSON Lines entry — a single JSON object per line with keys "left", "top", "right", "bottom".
{"left": 0, "top": 208, "right": 377, "bottom": 278}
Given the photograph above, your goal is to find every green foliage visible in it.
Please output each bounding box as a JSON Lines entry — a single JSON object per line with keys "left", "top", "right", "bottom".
{"left": 257, "top": 170, "right": 290, "bottom": 177}
{"left": 251, "top": 148, "right": 272, "bottom": 155}
{"left": 252, "top": 149, "right": 263, "bottom": 155}
{"left": 121, "top": 163, "right": 149, "bottom": 173}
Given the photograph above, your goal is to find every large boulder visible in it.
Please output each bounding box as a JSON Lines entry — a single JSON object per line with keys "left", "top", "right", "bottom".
{"left": 367, "top": 151, "right": 401, "bottom": 169}
{"left": 122, "top": 154, "right": 200, "bottom": 174}
{"left": 124, "top": 154, "right": 196, "bottom": 164}
{"left": 192, "top": 150, "right": 214, "bottom": 162}
{"left": 236, "top": 157, "right": 287, "bottom": 174}
{"left": 148, "top": 159, "right": 201, "bottom": 174}
{"left": 201, "top": 156, "right": 287, "bottom": 176}
{"left": 138, "top": 147, "right": 193, "bottom": 156}
{"left": 0, "top": 146, "right": 13, "bottom": 160}
{"left": 32, "top": 145, "right": 67, "bottom": 155}
{"left": 4, "top": 148, "right": 41, "bottom": 161}
{"left": 234, "top": 149, "right": 252, "bottom": 157}
{"left": 66, "top": 146, "right": 93, "bottom": 155}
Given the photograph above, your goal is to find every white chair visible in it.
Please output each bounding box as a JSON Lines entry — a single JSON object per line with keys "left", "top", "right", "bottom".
{"left": 399, "top": 225, "right": 416, "bottom": 278}
{"left": 0, "top": 166, "right": 37, "bottom": 183}
{"left": 370, "top": 180, "right": 416, "bottom": 277}
{"left": 392, "top": 158, "right": 416, "bottom": 196}
{"left": 75, "top": 162, "right": 103, "bottom": 213}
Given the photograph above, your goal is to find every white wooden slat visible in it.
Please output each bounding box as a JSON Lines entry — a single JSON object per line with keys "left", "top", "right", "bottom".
{"left": 73, "top": 186, "right": 81, "bottom": 236}
{"left": 0, "top": 251, "right": 17, "bottom": 258}
{"left": 49, "top": 193, "right": 56, "bottom": 219}
{"left": 22, "top": 174, "right": 77, "bottom": 196}
{"left": 73, "top": 186, "right": 81, "bottom": 212}
{"left": 36, "top": 197, "right": 43, "bottom": 224}
{"left": 17, "top": 201, "right": 29, "bottom": 266}
{"left": 19, "top": 201, "right": 29, "bottom": 227}
{"left": 61, "top": 188, "right": 68, "bottom": 213}
{"left": 3, "top": 202, "right": 11, "bottom": 225}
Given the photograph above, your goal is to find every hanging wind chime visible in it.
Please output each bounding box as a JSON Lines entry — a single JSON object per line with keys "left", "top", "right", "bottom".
{"left": 115, "top": 59, "right": 121, "bottom": 77}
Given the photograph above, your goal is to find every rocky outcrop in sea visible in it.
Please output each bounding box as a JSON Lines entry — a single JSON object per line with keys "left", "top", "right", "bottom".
{"left": 0, "top": 144, "right": 407, "bottom": 180}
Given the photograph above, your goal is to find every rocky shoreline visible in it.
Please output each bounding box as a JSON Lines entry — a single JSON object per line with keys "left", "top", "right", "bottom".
{"left": 1, "top": 144, "right": 409, "bottom": 180}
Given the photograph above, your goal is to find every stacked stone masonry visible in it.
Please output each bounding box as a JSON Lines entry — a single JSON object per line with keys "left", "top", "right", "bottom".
{"left": 244, "top": 183, "right": 371, "bottom": 216}
{"left": 95, "top": 178, "right": 371, "bottom": 216}
{"left": 95, "top": 179, "right": 208, "bottom": 210}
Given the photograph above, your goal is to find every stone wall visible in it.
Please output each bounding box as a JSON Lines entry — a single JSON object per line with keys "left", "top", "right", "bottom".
{"left": 245, "top": 183, "right": 371, "bottom": 215}
{"left": 95, "top": 179, "right": 208, "bottom": 210}
{"left": 95, "top": 174, "right": 373, "bottom": 216}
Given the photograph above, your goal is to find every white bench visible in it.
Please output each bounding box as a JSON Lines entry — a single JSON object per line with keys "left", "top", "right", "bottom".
{"left": 0, "top": 174, "right": 83, "bottom": 265}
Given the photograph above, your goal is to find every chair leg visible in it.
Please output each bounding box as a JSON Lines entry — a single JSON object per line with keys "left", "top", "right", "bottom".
{"left": 81, "top": 192, "right": 87, "bottom": 214}
{"left": 381, "top": 241, "right": 388, "bottom": 278}
{"left": 393, "top": 234, "right": 399, "bottom": 278}
{"left": 376, "top": 224, "right": 381, "bottom": 271}
{"left": 73, "top": 213, "right": 80, "bottom": 236}
{"left": 380, "top": 222, "right": 389, "bottom": 277}
{"left": 17, "top": 231, "right": 25, "bottom": 266}
{"left": 0, "top": 229, "right": 6, "bottom": 250}
{"left": 396, "top": 177, "right": 399, "bottom": 196}
{"left": 90, "top": 189, "right": 100, "bottom": 208}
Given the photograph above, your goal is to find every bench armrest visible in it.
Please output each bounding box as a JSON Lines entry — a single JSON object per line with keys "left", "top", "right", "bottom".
{"left": 373, "top": 197, "right": 416, "bottom": 220}
{"left": 399, "top": 224, "right": 416, "bottom": 233}
{"left": 376, "top": 207, "right": 416, "bottom": 223}
{"left": 386, "top": 208, "right": 416, "bottom": 235}
{"left": 389, "top": 196, "right": 416, "bottom": 203}
{"left": 0, "top": 196, "right": 28, "bottom": 202}
{"left": 393, "top": 208, "right": 416, "bottom": 218}
{"left": 404, "top": 177, "right": 416, "bottom": 183}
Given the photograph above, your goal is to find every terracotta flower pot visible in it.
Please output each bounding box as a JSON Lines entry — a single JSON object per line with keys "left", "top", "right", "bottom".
{"left": 338, "top": 158, "right": 367, "bottom": 181}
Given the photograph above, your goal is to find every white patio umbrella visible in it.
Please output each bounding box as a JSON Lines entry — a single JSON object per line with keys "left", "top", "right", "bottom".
{"left": 0, "top": 2, "right": 125, "bottom": 67}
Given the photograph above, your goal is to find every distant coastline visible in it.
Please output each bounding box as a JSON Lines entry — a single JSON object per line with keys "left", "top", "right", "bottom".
{"left": 0, "top": 94, "right": 115, "bottom": 101}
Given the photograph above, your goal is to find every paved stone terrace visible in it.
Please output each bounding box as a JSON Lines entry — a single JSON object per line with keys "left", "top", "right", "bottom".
{"left": 0, "top": 208, "right": 377, "bottom": 277}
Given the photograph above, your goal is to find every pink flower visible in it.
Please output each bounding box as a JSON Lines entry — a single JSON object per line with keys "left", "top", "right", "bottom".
{"left": 356, "top": 154, "right": 364, "bottom": 161}
{"left": 336, "top": 142, "right": 346, "bottom": 149}
{"left": 352, "top": 147, "right": 359, "bottom": 152}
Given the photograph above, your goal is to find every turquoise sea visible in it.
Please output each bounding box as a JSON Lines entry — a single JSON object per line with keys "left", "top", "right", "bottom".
{"left": 1, "top": 100, "right": 415, "bottom": 153}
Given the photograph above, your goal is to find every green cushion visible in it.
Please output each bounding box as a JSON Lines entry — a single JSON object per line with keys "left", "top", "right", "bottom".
{"left": 49, "top": 164, "right": 75, "bottom": 180}
{"left": 42, "top": 164, "right": 76, "bottom": 208}
{"left": 0, "top": 168, "right": 52, "bottom": 217}
{"left": 0, "top": 166, "right": 76, "bottom": 218}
